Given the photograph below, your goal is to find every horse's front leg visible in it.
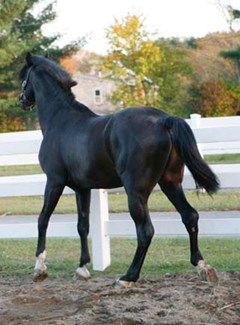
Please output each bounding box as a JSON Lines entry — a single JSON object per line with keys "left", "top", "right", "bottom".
{"left": 34, "top": 181, "right": 64, "bottom": 282}
{"left": 74, "top": 189, "right": 91, "bottom": 280}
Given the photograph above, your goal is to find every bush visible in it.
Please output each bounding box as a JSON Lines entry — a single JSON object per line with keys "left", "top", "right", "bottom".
{"left": 0, "top": 97, "right": 38, "bottom": 132}
{"left": 187, "top": 80, "right": 240, "bottom": 117}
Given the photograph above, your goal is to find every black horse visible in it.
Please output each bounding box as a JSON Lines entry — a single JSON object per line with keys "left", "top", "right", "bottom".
{"left": 19, "top": 53, "right": 219, "bottom": 287}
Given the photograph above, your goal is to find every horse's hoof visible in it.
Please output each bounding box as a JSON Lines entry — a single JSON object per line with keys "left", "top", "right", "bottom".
{"left": 33, "top": 270, "right": 48, "bottom": 282}
{"left": 114, "top": 279, "right": 134, "bottom": 288}
{"left": 73, "top": 266, "right": 91, "bottom": 282}
{"left": 197, "top": 261, "right": 219, "bottom": 284}
{"left": 199, "top": 266, "right": 219, "bottom": 283}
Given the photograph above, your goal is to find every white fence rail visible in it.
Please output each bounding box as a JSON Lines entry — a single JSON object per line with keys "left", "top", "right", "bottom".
{"left": 1, "top": 114, "right": 240, "bottom": 270}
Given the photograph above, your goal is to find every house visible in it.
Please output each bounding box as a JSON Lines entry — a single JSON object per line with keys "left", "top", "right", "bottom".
{"left": 72, "top": 71, "right": 116, "bottom": 114}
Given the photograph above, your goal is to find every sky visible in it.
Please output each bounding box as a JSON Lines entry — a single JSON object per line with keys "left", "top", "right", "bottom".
{"left": 42, "top": 0, "right": 240, "bottom": 54}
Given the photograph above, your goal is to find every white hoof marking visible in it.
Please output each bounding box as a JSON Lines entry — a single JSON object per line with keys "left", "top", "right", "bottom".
{"left": 34, "top": 250, "right": 47, "bottom": 272}
{"left": 74, "top": 265, "right": 91, "bottom": 280}
{"left": 197, "top": 260, "right": 206, "bottom": 271}
{"left": 115, "top": 279, "right": 134, "bottom": 288}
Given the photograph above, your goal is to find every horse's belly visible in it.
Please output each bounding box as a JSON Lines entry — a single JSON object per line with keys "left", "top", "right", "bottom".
{"left": 67, "top": 168, "right": 122, "bottom": 190}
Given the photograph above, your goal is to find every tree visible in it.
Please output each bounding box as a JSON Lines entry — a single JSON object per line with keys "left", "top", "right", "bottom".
{"left": 0, "top": 0, "right": 85, "bottom": 92}
{"left": 217, "top": 2, "right": 240, "bottom": 83}
{"left": 187, "top": 80, "right": 240, "bottom": 116}
{"left": 220, "top": 44, "right": 240, "bottom": 83}
{"left": 186, "top": 33, "right": 239, "bottom": 84}
{"left": 101, "top": 14, "right": 191, "bottom": 115}
{"left": 60, "top": 50, "right": 100, "bottom": 75}
{"left": 0, "top": 0, "right": 85, "bottom": 132}
{"left": 216, "top": 1, "right": 240, "bottom": 32}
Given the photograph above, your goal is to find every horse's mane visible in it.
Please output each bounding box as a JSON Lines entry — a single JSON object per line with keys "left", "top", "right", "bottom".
{"left": 19, "top": 55, "right": 77, "bottom": 90}
{"left": 20, "top": 54, "right": 96, "bottom": 115}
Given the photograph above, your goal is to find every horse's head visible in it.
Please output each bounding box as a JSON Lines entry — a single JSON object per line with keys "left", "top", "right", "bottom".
{"left": 19, "top": 53, "right": 36, "bottom": 111}
{"left": 19, "top": 53, "right": 78, "bottom": 111}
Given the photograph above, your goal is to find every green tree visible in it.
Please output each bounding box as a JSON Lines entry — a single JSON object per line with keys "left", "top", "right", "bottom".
{"left": 101, "top": 14, "right": 191, "bottom": 115}
{"left": 0, "top": 0, "right": 84, "bottom": 92}
{"left": 220, "top": 44, "right": 240, "bottom": 83}
{"left": 154, "top": 38, "right": 192, "bottom": 115}
{"left": 0, "top": 0, "right": 85, "bottom": 132}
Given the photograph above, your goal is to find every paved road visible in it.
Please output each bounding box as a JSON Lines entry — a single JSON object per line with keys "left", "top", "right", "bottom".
{"left": 1, "top": 211, "right": 240, "bottom": 239}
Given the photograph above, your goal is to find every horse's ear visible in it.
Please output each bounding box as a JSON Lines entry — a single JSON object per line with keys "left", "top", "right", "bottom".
{"left": 45, "top": 52, "right": 50, "bottom": 59}
{"left": 69, "top": 80, "right": 77, "bottom": 87}
{"left": 26, "top": 52, "right": 33, "bottom": 66}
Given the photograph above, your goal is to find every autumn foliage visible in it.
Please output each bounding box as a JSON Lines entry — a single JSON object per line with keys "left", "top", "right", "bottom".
{"left": 101, "top": 14, "right": 191, "bottom": 113}
{"left": 189, "top": 80, "right": 240, "bottom": 116}
{"left": 60, "top": 56, "right": 79, "bottom": 75}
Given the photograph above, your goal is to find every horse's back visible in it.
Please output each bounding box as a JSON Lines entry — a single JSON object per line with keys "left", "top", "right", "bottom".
{"left": 110, "top": 106, "right": 170, "bottom": 150}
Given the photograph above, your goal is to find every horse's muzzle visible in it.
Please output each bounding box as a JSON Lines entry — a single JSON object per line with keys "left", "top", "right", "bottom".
{"left": 19, "top": 93, "right": 34, "bottom": 111}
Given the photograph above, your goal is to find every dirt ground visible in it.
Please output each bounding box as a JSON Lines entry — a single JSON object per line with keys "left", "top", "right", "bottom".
{"left": 0, "top": 272, "right": 240, "bottom": 325}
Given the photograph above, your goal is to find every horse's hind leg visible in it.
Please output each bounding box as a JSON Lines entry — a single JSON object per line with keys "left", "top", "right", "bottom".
{"left": 159, "top": 179, "right": 218, "bottom": 283}
{"left": 117, "top": 189, "right": 154, "bottom": 287}
{"left": 74, "top": 189, "right": 91, "bottom": 280}
{"left": 34, "top": 180, "right": 64, "bottom": 282}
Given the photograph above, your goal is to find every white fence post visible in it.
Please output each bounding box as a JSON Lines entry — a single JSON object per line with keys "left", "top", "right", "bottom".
{"left": 190, "top": 113, "right": 201, "bottom": 128}
{"left": 90, "top": 189, "right": 111, "bottom": 271}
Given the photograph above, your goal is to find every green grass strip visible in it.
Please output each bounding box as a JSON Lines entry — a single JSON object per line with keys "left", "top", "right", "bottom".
{"left": 0, "top": 237, "right": 239, "bottom": 278}
{"left": 1, "top": 190, "right": 240, "bottom": 216}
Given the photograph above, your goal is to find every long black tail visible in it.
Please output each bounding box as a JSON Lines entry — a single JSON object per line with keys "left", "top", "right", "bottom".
{"left": 164, "top": 116, "right": 220, "bottom": 194}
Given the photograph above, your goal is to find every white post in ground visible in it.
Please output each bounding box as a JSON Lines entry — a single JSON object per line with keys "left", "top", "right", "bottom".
{"left": 190, "top": 113, "right": 201, "bottom": 129}
{"left": 90, "top": 189, "right": 111, "bottom": 271}
{"left": 190, "top": 113, "right": 204, "bottom": 158}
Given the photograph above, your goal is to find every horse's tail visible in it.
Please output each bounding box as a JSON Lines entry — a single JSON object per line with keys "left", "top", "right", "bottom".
{"left": 164, "top": 116, "right": 220, "bottom": 194}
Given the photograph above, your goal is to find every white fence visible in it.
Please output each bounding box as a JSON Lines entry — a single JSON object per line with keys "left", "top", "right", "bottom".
{"left": 0, "top": 114, "right": 240, "bottom": 271}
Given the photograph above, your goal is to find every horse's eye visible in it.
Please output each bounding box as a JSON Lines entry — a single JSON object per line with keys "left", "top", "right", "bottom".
{"left": 22, "top": 80, "right": 27, "bottom": 88}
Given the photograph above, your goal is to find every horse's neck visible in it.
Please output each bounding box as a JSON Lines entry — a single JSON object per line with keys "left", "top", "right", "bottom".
{"left": 33, "top": 76, "right": 75, "bottom": 132}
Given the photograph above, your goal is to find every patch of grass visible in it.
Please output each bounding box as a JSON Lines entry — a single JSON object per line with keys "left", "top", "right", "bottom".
{"left": 205, "top": 153, "right": 240, "bottom": 164}
{"left": 0, "top": 237, "right": 240, "bottom": 278}
{"left": 0, "top": 165, "right": 43, "bottom": 176}
{"left": 110, "top": 190, "right": 240, "bottom": 213}
{"left": 0, "top": 195, "right": 77, "bottom": 216}
{"left": 1, "top": 190, "right": 239, "bottom": 216}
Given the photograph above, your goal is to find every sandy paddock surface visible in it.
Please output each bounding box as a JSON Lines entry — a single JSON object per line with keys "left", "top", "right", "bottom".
{"left": 0, "top": 272, "right": 240, "bottom": 325}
